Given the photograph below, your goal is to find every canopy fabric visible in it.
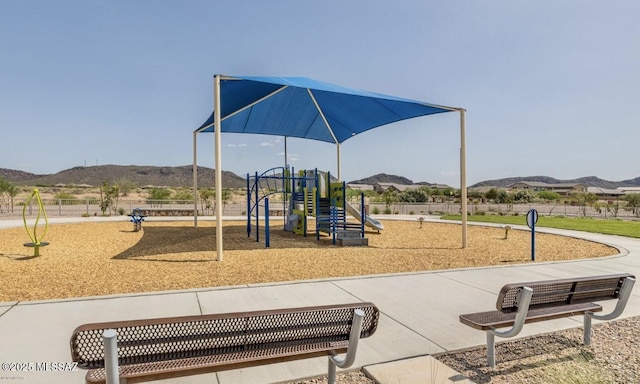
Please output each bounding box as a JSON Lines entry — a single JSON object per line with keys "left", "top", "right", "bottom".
{"left": 196, "top": 76, "right": 454, "bottom": 144}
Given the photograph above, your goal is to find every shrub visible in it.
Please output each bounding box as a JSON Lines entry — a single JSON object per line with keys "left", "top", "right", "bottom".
{"left": 476, "top": 210, "right": 486, "bottom": 215}
{"left": 372, "top": 207, "right": 380, "bottom": 214}
{"left": 54, "top": 192, "right": 77, "bottom": 200}
{"left": 383, "top": 208, "right": 391, "bottom": 214}
{"left": 118, "top": 208, "right": 125, "bottom": 215}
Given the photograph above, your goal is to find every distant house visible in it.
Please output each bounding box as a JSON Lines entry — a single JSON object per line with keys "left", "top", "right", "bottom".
{"left": 373, "top": 183, "right": 404, "bottom": 193}
{"left": 372, "top": 183, "right": 423, "bottom": 193}
{"left": 587, "top": 187, "right": 625, "bottom": 200}
{"left": 346, "top": 183, "right": 374, "bottom": 191}
{"left": 617, "top": 187, "right": 640, "bottom": 194}
{"left": 430, "top": 184, "right": 453, "bottom": 191}
{"left": 508, "top": 181, "right": 586, "bottom": 196}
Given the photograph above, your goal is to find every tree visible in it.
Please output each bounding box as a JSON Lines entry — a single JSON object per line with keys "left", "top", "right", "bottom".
{"left": 99, "top": 181, "right": 120, "bottom": 215}
{"left": 484, "top": 188, "right": 499, "bottom": 201}
{"left": 513, "top": 189, "right": 534, "bottom": 203}
{"left": 115, "top": 178, "right": 137, "bottom": 197}
{"left": 572, "top": 192, "right": 598, "bottom": 216}
{"left": 345, "top": 188, "right": 363, "bottom": 202}
{"left": 217, "top": 188, "right": 233, "bottom": 214}
{"left": 398, "top": 189, "right": 428, "bottom": 203}
{"left": 467, "top": 189, "right": 484, "bottom": 202}
{"left": 537, "top": 190, "right": 562, "bottom": 214}
{"left": 147, "top": 188, "right": 172, "bottom": 207}
{"left": 623, "top": 193, "right": 640, "bottom": 216}
{"left": 198, "top": 188, "right": 232, "bottom": 215}
{"left": 199, "top": 188, "right": 215, "bottom": 214}
{"left": 442, "top": 187, "right": 455, "bottom": 202}
{"left": 381, "top": 189, "right": 398, "bottom": 214}
{"left": 0, "top": 177, "right": 19, "bottom": 213}
{"left": 537, "top": 190, "right": 561, "bottom": 203}
{"left": 495, "top": 190, "right": 513, "bottom": 204}
{"left": 428, "top": 188, "right": 442, "bottom": 203}
{"left": 172, "top": 189, "right": 194, "bottom": 203}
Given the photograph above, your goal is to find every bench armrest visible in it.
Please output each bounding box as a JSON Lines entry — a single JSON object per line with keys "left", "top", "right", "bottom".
{"left": 329, "top": 309, "right": 364, "bottom": 369}
{"left": 587, "top": 277, "right": 635, "bottom": 321}
{"left": 488, "top": 287, "right": 533, "bottom": 338}
{"left": 583, "top": 277, "right": 635, "bottom": 345}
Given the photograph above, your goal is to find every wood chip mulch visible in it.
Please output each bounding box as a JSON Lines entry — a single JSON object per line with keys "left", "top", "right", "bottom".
{"left": 0, "top": 220, "right": 617, "bottom": 302}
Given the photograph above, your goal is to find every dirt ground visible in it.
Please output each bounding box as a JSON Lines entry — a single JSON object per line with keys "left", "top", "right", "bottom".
{"left": 0, "top": 219, "right": 618, "bottom": 302}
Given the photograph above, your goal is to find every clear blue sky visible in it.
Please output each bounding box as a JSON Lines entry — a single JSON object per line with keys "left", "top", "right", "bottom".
{"left": 1, "top": 1, "right": 639, "bottom": 187}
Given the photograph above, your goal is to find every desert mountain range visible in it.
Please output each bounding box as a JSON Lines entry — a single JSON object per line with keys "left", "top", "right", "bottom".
{"left": 1, "top": 165, "right": 639, "bottom": 190}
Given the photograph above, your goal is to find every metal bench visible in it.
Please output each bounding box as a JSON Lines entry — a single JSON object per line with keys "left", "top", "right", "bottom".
{"left": 70, "top": 302, "right": 379, "bottom": 384}
{"left": 140, "top": 208, "right": 197, "bottom": 217}
{"left": 459, "top": 273, "right": 635, "bottom": 367}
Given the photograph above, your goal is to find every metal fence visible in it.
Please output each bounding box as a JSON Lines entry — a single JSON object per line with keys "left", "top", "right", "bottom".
{"left": 1, "top": 199, "right": 638, "bottom": 221}
{"left": 366, "top": 202, "right": 640, "bottom": 220}
{"left": 0, "top": 199, "right": 247, "bottom": 218}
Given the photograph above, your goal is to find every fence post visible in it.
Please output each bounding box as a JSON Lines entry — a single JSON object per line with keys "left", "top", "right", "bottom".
{"left": 58, "top": 199, "right": 62, "bottom": 215}
{"left": 86, "top": 199, "right": 89, "bottom": 216}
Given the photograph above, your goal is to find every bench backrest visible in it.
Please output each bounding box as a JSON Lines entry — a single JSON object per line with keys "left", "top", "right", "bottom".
{"left": 70, "top": 302, "right": 379, "bottom": 369}
{"left": 496, "top": 273, "right": 635, "bottom": 312}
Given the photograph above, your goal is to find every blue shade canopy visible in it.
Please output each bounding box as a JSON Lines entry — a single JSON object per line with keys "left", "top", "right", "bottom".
{"left": 194, "top": 75, "right": 468, "bottom": 260}
{"left": 197, "top": 76, "right": 456, "bottom": 144}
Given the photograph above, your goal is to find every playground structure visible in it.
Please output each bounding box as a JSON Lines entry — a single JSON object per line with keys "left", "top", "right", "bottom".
{"left": 22, "top": 189, "right": 50, "bottom": 257}
{"left": 247, "top": 167, "right": 383, "bottom": 247}
{"left": 128, "top": 208, "right": 146, "bottom": 232}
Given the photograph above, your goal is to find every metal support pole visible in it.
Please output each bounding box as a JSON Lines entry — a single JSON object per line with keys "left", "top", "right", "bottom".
{"left": 193, "top": 131, "right": 198, "bottom": 228}
{"left": 214, "top": 74, "right": 223, "bottom": 261}
{"left": 328, "top": 358, "right": 337, "bottom": 384}
{"left": 103, "top": 329, "right": 119, "bottom": 384}
{"left": 583, "top": 315, "right": 593, "bottom": 346}
{"left": 486, "top": 332, "right": 496, "bottom": 368}
{"left": 265, "top": 198, "right": 270, "bottom": 248}
{"left": 246, "top": 174, "right": 251, "bottom": 237}
{"left": 459, "top": 109, "right": 467, "bottom": 248}
{"left": 336, "top": 143, "right": 341, "bottom": 181}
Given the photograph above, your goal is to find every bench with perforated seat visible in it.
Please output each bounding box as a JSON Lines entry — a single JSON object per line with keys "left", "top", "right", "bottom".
{"left": 459, "top": 273, "right": 635, "bottom": 367}
{"left": 70, "top": 302, "right": 379, "bottom": 384}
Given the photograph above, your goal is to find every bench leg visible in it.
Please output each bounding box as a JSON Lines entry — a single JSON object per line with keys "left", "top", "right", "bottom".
{"left": 487, "top": 332, "right": 496, "bottom": 368}
{"left": 328, "top": 309, "right": 364, "bottom": 384}
{"left": 328, "top": 359, "right": 337, "bottom": 384}
{"left": 583, "top": 315, "right": 593, "bottom": 346}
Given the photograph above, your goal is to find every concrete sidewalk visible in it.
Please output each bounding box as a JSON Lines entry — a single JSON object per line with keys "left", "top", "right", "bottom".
{"left": 1, "top": 218, "right": 639, "bottom": 383}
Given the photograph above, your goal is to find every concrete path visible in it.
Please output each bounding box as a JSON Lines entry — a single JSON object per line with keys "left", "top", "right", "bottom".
{"left": 0, "top": 217, "right": 638, "bottom": 383}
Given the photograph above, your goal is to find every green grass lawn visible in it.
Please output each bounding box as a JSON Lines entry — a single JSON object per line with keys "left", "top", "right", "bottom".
{"left": 440, "top": 214, "right": 640, "bottom": 238}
